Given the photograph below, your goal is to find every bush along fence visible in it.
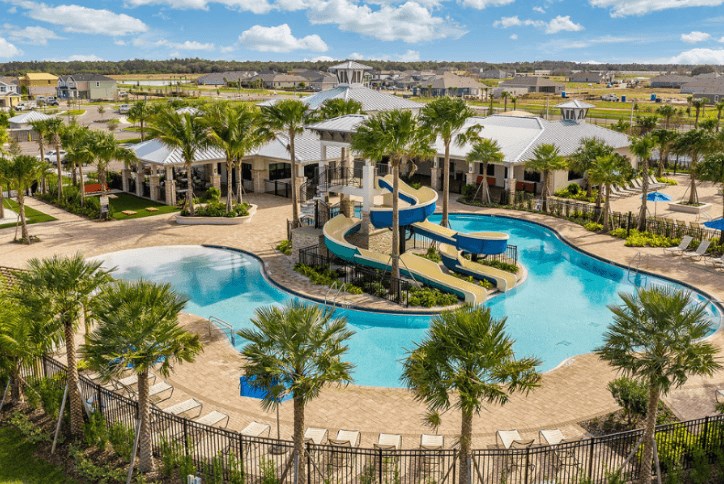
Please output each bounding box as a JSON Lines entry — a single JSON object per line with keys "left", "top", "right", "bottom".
{"left": 26, "top": 355, "right": 724, "bottom": 483}
{"left": 466, "top": 191, "right": 721, "bottom": 244}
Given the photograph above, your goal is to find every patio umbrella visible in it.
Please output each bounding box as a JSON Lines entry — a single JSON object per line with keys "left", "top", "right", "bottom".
{"left": 644, "top": 191, "right": 672, "bottom": 217}
{"left": 704, "top": 218, "right": 724, "bottom": 240}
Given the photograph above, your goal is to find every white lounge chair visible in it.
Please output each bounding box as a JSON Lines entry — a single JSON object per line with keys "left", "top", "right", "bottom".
{"left": 539, "top": 429, "right": 580, "bottom": 470}
{"left": 115, "top": 373, "right": 156, "bottom": 390}
{"left": 707, "top": 254, "right": 724, "bottom": 270}
{"left": 375, "top": 433, "right": 402, "bottom": 450}
{"left": 329, "top": 429, "right": 361, "bottom": 447}
{"left": 241, "top": 421, "right": 271, "bottom": 438}
{"left": 195, "top": 411, "right": 229, "bottom": 429}
{"left": 163, "top": 398, "right": 202, "bottom": 418}
{"left": 304, "top": 427, "right": 328, "bottom": 445}
{"left": 496, "top": 429, "right": 533, "bottom": 449}
{"left": 682, "top": 240, "right": 711, "bottom": 261}
{"left": 716, "top": 389, "right": 724, "bottom": 403}
{"left": 420, "top": 434, "right": 444, "bottom": 450}
{"left": 664, "top": 236, "right": 693, "bottom": 256}
{"left": 539, "top": 429, "right": 566, "bottom": 446}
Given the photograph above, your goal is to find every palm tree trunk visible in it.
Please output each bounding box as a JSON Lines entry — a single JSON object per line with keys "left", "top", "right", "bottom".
{"left": 459, "top": 407, "right": 473, "bottom": 484}
{"left": 17, "top": 190, "right": 28, "bottom": 243}
{"left": 11, "top": 364, "right": 23, "bottom": 403}
{"left": 38, "top": 140, "right": 47, "bottom": 194}
{"left": 541, "top": 172, "right": 549, "bottom": 212}
{"left": 293, "top": 396, "right": 306, "bottom": 484}
{"left": 226, "top": 160, "right": 233, "bottom": 213}
{"left": 55, "top": 140, "right": 63, "bottom": 201}
{"left": 638, "top": 158, "right": 650, "bottom": 230}
{"left": 638, "top": 386, "right": 661, "bottom": 484}
{"left": 689, "top": 165, "right": 698, "bottom": 205}
{"left": 391, "top": 161, "right": 401, "bottom": 281}
{"left": 137, "top": 368, "right": 154, "bottom": 473}
{"left": 78, "top": 163, "right": 85, "bottom": 207}
{"left": 441, "top": 143, "right": 450, "bottom": 227}
{"left": 481, "top": 161, "right": 490, "bottom": 205}
{"left": 64, "top": 319, "right": 84, "bottom": 438}
{"left": 603, "top": 186, "right": 611, "bottom": 231}
{"left": 235, "top": 160, "right": 243, "bottom": 204}
{"left": 0, "top": 185, "right": 5, "bottom": 219}
{"left": 140, "top": 119, "right": 145, "bottom": 142}
{"left": 289, "top": 131, "right": 300, "bottom": 228}
{"left": 186, "top": 161, "right": 195, "bottom": 216}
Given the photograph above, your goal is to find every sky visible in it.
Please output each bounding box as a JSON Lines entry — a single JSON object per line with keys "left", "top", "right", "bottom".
{"left": 1, "top": 0, "right": 724, "bottom": 64}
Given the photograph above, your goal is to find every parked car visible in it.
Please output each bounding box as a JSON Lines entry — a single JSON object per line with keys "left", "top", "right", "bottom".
{"left": 15, "top": 102, "right": 37, "bottom": 111}
{"left": 600, "top": 94, "right": 619, "bottom": 102}
{"left": 46, "top": 98, "right": 59, "bottom": 106}
{"left": 119, "top": 104, "right": 130, "bottom": 114}
{"left": 39, "top": 150, "right": 68, "bottom": 164}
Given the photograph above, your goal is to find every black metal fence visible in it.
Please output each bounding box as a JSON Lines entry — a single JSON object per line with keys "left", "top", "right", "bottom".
{"left": 298, "top": 244, "right": 414, "bottom": 306}
{"left": 411, "top": 230, "right": 519, "bottom": 265}
{"left": 265, "top": 180, "right": 292, "bottom": 198}
{"left": 23, "top": 356, "right": 724, "bottom": 483}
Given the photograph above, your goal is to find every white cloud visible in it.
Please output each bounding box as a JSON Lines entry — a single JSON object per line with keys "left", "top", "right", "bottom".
{"left": 239, "top": 24, "right": 328, "bottom": 52}
{"left": 114, "top": 39, "right": 127, "bottom": 46}
{"left": 533, "top": 6, "right": 545, "bottom": 13}
{"left": 124, "top": 0, "right": 273, "bottom": 15}
{"left": 306, "top": 0, "right": 466, "bottom": 43}
{"left": 546, "top": 15, "right": 584, "bottom": 33}
{"left": 510, "top": 33, "right": 518, "bottom": 40}
{"left": 66, "top": 54, "right": 104, "bottom": 61}
{"left": 10, "top": 1, "right": 148, "bottom": 36}
{"left": 6, "top": 25, "right": 60, "bottom": 45}
{"left": 459, "top": 0, "right": 514, "bottom": 9}
{"left": 167, "top": 40, "right": 215, "bottom": 50}
{"left": 544, "top": 35, "right": 645, "bottom": 49}
{"left": 349, "top": 52, "right": 365, "bottom": 59}
{"left": 345, "top": 49, "right": 422, "bottom": 61}
{"left": 308, "top": 55, "right": 337, "bottom": 61}
{"left": 681, "top": 31, "right": 711, "bottom": 43}
{"left": 0, "top": 37, "right": 22, "bottom": 57}
{"left": 720, "top": 36, "right": 724, "bottom": 42}
{"left": 398, "top": 49, "right": 420, "bottom": 61}
{"left": 589, "top": 0, "right": 724, "bottom": 17}
{"left": 131, "top": 36, "right": 215, "bottom": 51}
{"left": 494, "top": 15, "right": 583, "bottom": 34}
{"left": 669, "top": 48, "right": 724, "bottom": 64}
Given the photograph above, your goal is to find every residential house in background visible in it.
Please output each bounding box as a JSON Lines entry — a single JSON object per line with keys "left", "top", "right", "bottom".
{"left": 195, "top": 71, "right": 257, "bottom": 86}
{"left": 568, "top": 71, "right": 605, "bottom": 83}
{"left": 19, "top": 72, "right": 58, "bottom": 98}
{"left": 248, "top": 72, "right": 307, "bottom": 90}
{"left": 0, "top": 76, "right": 21, "bottom": 110}
{"left": 682, "top": 77, "right": 724, "bottom": 103}
{"left": 649, "top": 74, "right": 692, "bottom": 88}
{"left": 480, "top": 68, "right": 512, "bottom": 79}
{"left": 496, "top": 76, "right": 564, "bottom": 96}
{"left": 294, "top": 70, "right": 338, "bottom": 91}
{"left": 57, "top": 74, "right": 117, "bottom": 100}
{"left": 414, "top": 72, "right": 483, "bottom": 98}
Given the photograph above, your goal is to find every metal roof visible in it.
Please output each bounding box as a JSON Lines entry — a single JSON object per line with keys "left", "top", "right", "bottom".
{"left": 9, "top": 111, "right": 53, "bottom": 124}
{"left": 329, "top": 61, "right": 372, "bottom": 71}
{"left": 556, "top": 100, "right": 594, "bottom": 109}
{"left": 307, "top": 114, "right": 368, "bottom": 133}
{"left": 131, "top": 139, "right": 226, "bottom": 166}
{"left": 299, "top": 85, "right": 422, "bottom": 112}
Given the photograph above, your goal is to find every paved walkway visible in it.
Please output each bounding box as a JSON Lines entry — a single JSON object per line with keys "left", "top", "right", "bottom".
{"left": 2, "top": 192, "right": 722, "bottom": 449}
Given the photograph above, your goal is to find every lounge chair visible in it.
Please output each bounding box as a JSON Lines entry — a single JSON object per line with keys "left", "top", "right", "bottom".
{"left": 162, "top": 398, "right": 203, "bottom": 418}
{"left": 374, "top": 433, "right": 402, "bottom": 450}
{"left": 241, "top": 421, "right": 271, "bottom": 438}
{"left": 329, "top": 429, "right": 361, "bottom": 447}
{"left": 707, "top": 254, "right": 724, "bottom": 270}
{"left": 716, "top": 389, "right": 724, "bottom": 403}
{"left": 304, "top": 427, "right": 328, "bottom": 445}
{"left": 114, "top": 373, "right": 156, "bottom": 391}
{"left": 497, "top": 432, "right": 535, "bottom": 474}
{"left": 195, "top": 411, "right": 230, "bottom": 429}
{"left": 147, "top": 381, "right": 174, "bottom": 402}
{"left": 420, "top": 434, "right": 444, "bottom": 450}
{"left": 496, "top": 429, "right": 531, "bottom": 450}
{"left": 682, "top": 240, "right": 711, "bottom": 261}
{"left": 539, "top": 429, "right": 580, "bottom": 470}
{"left": 663, "top": 236, "right": 693, "bottom": 256}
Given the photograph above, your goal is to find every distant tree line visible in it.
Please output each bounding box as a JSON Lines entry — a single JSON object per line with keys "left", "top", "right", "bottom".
{"left": 0, "top": 58, "right": 720, "bottom": 76}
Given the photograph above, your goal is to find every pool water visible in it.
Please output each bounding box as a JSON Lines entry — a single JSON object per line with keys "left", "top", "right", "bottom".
{"left": 95, "top": 214, "right": 721, "bottom": 388}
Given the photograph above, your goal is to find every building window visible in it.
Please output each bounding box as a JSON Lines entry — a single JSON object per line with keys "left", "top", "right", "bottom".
{"left": 568, "top": 170, "right": 584, "bottom": 181}
{"left": 268, "top": 163, "right": 291, "bottom": 180}
{"left": 242, "top": 163, "right": 252, "bottom": 180}
{"left": 0, "top": 86, "right": 5, "bottom": 93}
{"left": 96, "top": 82, "right": 100, "bottom": 87}
{"left": 523, "top": 170, "right": 541, "bottom": 182}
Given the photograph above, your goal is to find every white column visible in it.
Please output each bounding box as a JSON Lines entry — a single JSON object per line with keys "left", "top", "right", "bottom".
{"left": 135, "top": 162, "right": 144, "bottom": 197}
{"left": 430, "top": 157, "right": 441, "bottom": 191}
{"left": 121, "top": 168, "right": 130, "bottom": 193}
{"left": 164, "top": 166, "right": 176, "bottom": 206}
{"left": 360, "top": 159, "right": 375, "bottom": 234}
{"left": 465, "top": 162, "right": 477, "bottom": 186}
{"left": 505, "top": 162, "right": 516, "bottom": 205}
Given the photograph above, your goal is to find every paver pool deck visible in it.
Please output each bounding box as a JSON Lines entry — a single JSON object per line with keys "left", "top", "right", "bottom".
{"left": 1, "top": 190, "right": 722, "bottom": 449}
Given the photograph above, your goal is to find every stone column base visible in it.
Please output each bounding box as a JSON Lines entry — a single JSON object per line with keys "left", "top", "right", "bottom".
{"left": 149, "top": 174, "right": 160, "bottom": 201}
{"left": 430, "top": 167, "right": 441, "bottom": 190}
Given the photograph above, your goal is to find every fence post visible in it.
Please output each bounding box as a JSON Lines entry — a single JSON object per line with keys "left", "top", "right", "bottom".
{"left": 524, "top": 446, "right": 531, "bottom": 484}
{"left": 378, "top": 448, "right": 383, "bottom": 483}
{"left": 183, "top": 418, "right": 190, "bottom": 457}
{"left": 702, "top": 415, "right": 710, "bottom": 454}
{"left": 627, "top": 212, "right": 632, "bottom": 237}
{"left": 587, "top": 437, "right": 595, "bottom": 481}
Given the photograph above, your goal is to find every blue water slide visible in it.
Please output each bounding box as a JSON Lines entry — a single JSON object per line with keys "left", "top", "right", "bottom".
{"left": 412, "top": 220, "right": 509, "bottom": 256}
{"left": 369, "top": 176, "right": 438, "bottom": 228}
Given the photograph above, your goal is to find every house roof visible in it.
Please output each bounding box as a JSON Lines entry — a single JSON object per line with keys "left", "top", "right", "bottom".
{"left": 649, "top": 74, "right": 692, "bottom": 85}
{"left": 0, "top": 76, "right": 19, "bottom": 85}
{"left": 295, "top": 84, "right": 422, "bottom": 112}
{"left": 196, "top": 71, "right": 256, "bottom": 85}
{"left": 23, "top": 72, "right": 58, "bottom": 81}
{"left": 131, "top": 139, "right": 226, "bottom": 166}
{"left": 62, "top": 73, "right": 115, "bottom": 82}
{"left": 9, "top": 111, "right": 54, "bottom": 124}
{"left": 556, "top": 100, "right": 594, "bottom": 109}
{"left": 428, "top": 72, "right": 480, "bottom": 90}
{"left": 500, "top": 77, "right": 564, "bottom": 88}
{"left": 307, "top": 114, "right": 368, "bottom": 134}
{"left": 253, "top": 73, "right": 307, "bottom": 83}
{"left": 328, "top": 61, "right": 372, "bottom": 71}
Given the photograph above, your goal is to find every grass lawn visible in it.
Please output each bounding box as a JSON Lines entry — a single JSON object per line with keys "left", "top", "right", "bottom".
{"left": 0, "top": 425, "right": 75, "bottom": 483}
{"left": 1, "top": 198, "right": 57, "bottom": 230}
{"left": 66, "top": 109, "right": 86, "bottom": 116}
{"left": 110, "top": 192, "right": 178, "bottom": 220}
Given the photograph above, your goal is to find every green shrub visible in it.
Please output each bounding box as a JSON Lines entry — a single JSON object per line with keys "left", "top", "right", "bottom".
{"left": 26, "top": 374, "right": 66, "bottom": 420}
{"left": 450, "top": 272, "right": 494, "bottom": 290}
{"left": 584, "top": 222, "right": 604, "bottom": 232}
{"left": 476, "top": 259, "right": 518, "bottom": 274}
{"left": 8, "top": 412, "right": 49, "bottom": 445}
{"left": 346, "top": 284, "right": 363, "bottom": 295}
{"left": 461, "top": 184, "right": 477, "bottom": 201}
{"left": 108, "top": 422, "right": 135, "bottom": 461}
{"left": 609, "top": 228, "right": 677, "bottom": 248}
{"left": 650, "top": 425, "right": 695, "bottom": 471}
{"left": 276, "top": 239, "right": 292, "bottom": 255}
{"left": 84, "top": 411, "right": 109, "bottom": 449}
{"left": 259, "top": 457, "right": 278, "bottom": 484}
{"left": 657, "top": 177, "right": 678, "bottom": 186}
{"left": 205, "top": 186, "right": 221, "bottom": 202}
{"left": 608, "top": 377, "right": 648, "bottom": 425}
{"left": 566, "top": 183, "right": 580, "bottom": 195}
{"left": 187, "top": 201, "right": 249, "bottom": 217}
{"left": 422, "top": 246, "right": 441, "bottom": 262}
{"left": 407, "top": 286, "right": 458, "bottom": 307}
{"left": 37, "top": 184, "right": 110, "bottom": 219}
{"left": 69, "top": 444, "right": 126, "bottom": 483}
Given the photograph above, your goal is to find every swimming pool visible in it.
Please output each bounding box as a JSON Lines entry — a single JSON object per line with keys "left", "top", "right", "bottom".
{"left": 95, "top": 214, "right": 721, "bottom": 388}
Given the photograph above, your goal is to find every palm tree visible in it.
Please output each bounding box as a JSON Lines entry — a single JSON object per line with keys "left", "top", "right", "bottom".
{"left": 651, "top": 129, "right": 677, "bottom": 177}
{"left": 61, "top": 126, "right": 94, "bottom": 206}
{"left": 697, "top": 152, "right": 724, "bottom": 239}
{"left": 525, "top": 143, "right": 567, "bottom": 212}
{"left": 569, "top": 137, "right": 614, "bottom": 199}
{"left": 90, "top": 131, "right": 137, "bottom": 191}
{"left": 127, "top": 100, "right": 153, "bottom": 142}
{"left": 466, "top": 137, "right": 504, "bottom": 205}
{"left": 501, "top": 91, "right": 509, "bottom": 111}
{"left": 82, "top": 280, "right": 202, "bottom": 473}
{"left": 656, "top": 105, "right": 676, "bottom": 130}
{"left": 0, "top": 155, "right": 45, "bottom": 243}
{"left": 238, "top": 301, "right": 354, "bottom": 484}
{"left": 596, "top": 287, "right": 721, "bottom": 484}
{"left": 310, "top": 98, "right": 363, "bottom": 123}
{"left": 204, "top": 102, "right": 268, "bottom": 212}
{"left": 42, "top": 118, "right": 65, "bottom": 201}
{"left": 715, "top": 100, "right": 724, "bottom": 132}
{"left": 630, "top": 135, "right": 655, "bottom": 230}
{"left": 146, "top": 108, "right": 209, "bottom": 215}
{"left": 351, "top": 110, "right": 434, "bottom": 280}
{"left": 634, "top": 115, "right": 658, "bottom": 135}
{"left": 691, "top": 99, "right": 704, "bottom": 128}
{"left": 673, "top": 129, "right": 713, "bottom": 204}
{"left": 402, "top": 306, "right": 541, "bottom": 484}
{"left": 261, "top": 100, "right": 308, "bottom": 228}
{"left": 16, "top": 256, "right": 113, "bottom": 437}
{"left": 588, "top": 153, "right": 630, "bottom": 231}
{"left": 420, "top": 97, "right": 478, "bottom": 227}
{"left": 29, "top": 119, "right": 51, "bottom": 194}
{"left": 0, "top": 125, "right": 7, "bottom": 219}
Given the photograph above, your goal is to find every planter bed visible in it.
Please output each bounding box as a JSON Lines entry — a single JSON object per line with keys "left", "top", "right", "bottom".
{"left": 175, "top": 204, "right": 257, "bottom": 225}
